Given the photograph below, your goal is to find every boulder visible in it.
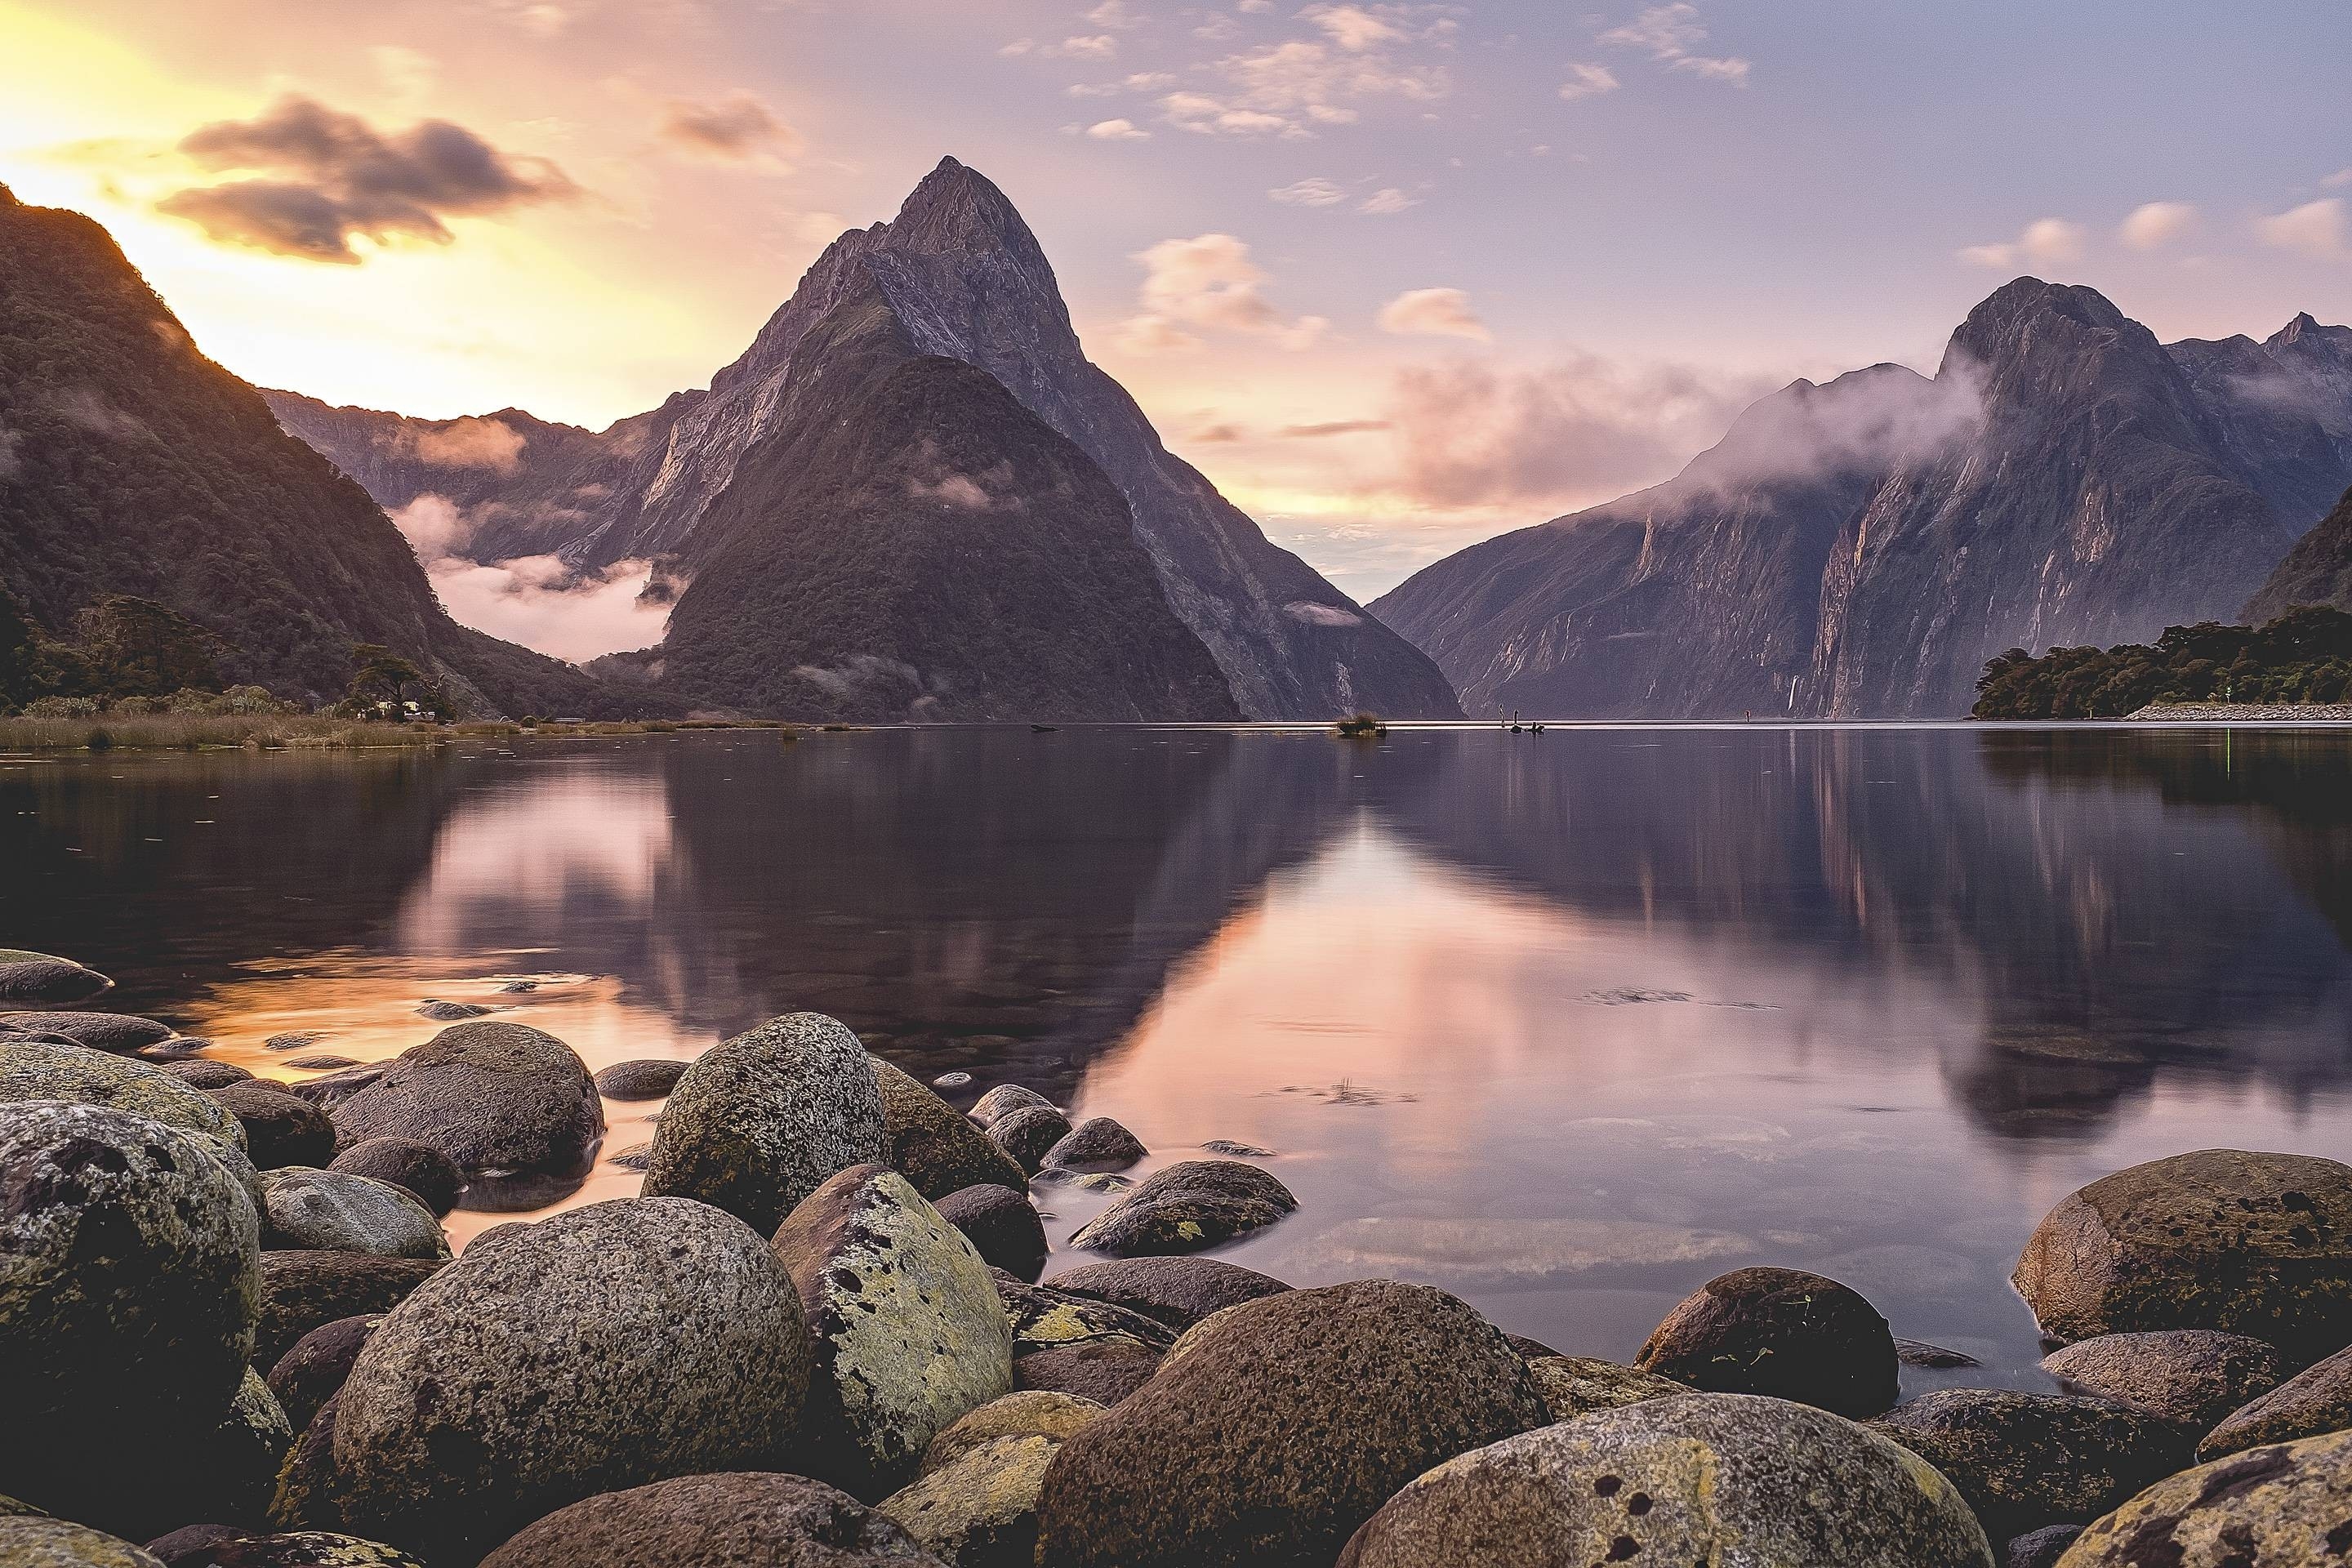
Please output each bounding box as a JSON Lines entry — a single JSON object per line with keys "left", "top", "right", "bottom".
{"left": 194, "top": 1369, "right": 300, "bottom": 1532}
{"left": 2013, "top": 1149, "right": 2352, "bottom": 1364}
{"left": 992, "top": 1275, "right": 1175, "bottom": 1358}
{"left": 873, "top": 1058, "right": 1030, "bottom": 1200}
{"left": 1869, "top": 1389, "right": 2190, "bottom": 1543}
{"left": 142, "top": 1527, "right": 425, "bottom": 1566}
{"left": 920, "top": 1393, "right": 1104, "bottom": 1477}
{"left": 1014, "top": 1343, "right": 1162, "bottom": 1405}
{"left": 0, "top": 951, "right": 114, "bottom": 1007}
{"left": 266, "top": 1316, "right": 381, "bottom": 1436}
{"left": 590, "top": 1059, "right": 688, "bottom": 1102}
{"left": 0, "top": 1013, "right": 173, "bottom": 1054}
{"left": 640, "top": 1013, "right": 884, "bottom": 1235}
{"left": 412, "top": 1001, "right": 488, "bottom": 1022}
{"left": 772, "top": 1165, "right": 1015, "bottom": 1498}
{"left": 277, "top": 1070, "right": 379, "bottom": 1112}
{"left": 2055, "top": 1428, "right": 2352, "bottom": 1565}
{"left": 164, "top": 1061, "right": 255, "bottom": 1091}
{"left": 1637, "top": 1266, "right": 1898, "bottom": 1417}
{"left": 327, "top": 1022, "right": 604, "bottom": 1181}
{"left": 332, "top": 1197, "right": 813, "bottom": 1565}
{"left": 1064, "top": 1160, "right": 1298, "bottom": 1258}
{"left": 879, "top": 1435, "right": 1057, "bottom": 1568}
{"left": 255, "top": 1254, "right": 440, "bottom": 1370}
{"left": 256, "top": 1170, "right": 447, "bottom": 1261}
{"left": 985, "top": 1106, "right": 1071, "bottom": 1175}
{"left": 2196, "top": 1340, "right": 2352, "bottom": 1459}
{"left": 1041, "top": 1118, "right": 1146, "bottom": 1174}
{"left": 474, "top": 1472, "right": 938, "bottom": 1568}
{"left": 2041, "top": 1330, "right": 2283, "bottom": 1431}
{"left": 1335, "top": 1392, "right": 1993, "bottom": 1568}
{"left": 933, "top": 1185, "right": 1046, "bottom": 1282}
{"left": 2007, "top": 1527, "right": 2081, "bottom": 1568}
{"left": 323, "top": 1142, "right": 462, "bottom": 1219}
{"left": 267, "top": 1394, "right": 346, "bottom": 1535}
{"left": 1045, "top": 1257, "right": 1289, "bottom": 1332}
{"left": 1032, "top": 1280, "right": 1550, "bottom": 1568}
{"left": 207, "top": 1086, "right": 338, "bottom": 1173}
{"left": 1526, "top": 1356, "right": 1690, "bottom": 1423}
{"left": 968, "top": 1086, "right": 1054, "bottom": 1129}
{"left": 0, "top": 1517, "right": 165, "bottom": 1566}
{"left": 0, "top": 1039, "right": 248, "bottom": 1156}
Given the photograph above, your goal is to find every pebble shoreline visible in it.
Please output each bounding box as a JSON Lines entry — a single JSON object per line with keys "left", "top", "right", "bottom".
{"left": 4, "top": 943, "right": 2351, "bottom": 1568}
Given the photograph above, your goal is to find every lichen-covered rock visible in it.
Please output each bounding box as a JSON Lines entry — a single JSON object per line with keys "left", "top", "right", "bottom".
{"left": 773, "top": 1165, "right": 1015, "bottom": 1498}
{"left": 920, "top": 1393, "right": 1104, "bottom": 1478}
{"left": 323, "top": 1142, "right": 461, "bottom": 1219}
{"left": 2196, "top": 1340, "right": 2352, "bottom": 1459}
{"left": 266, "top": 1316, "right": 381, "bottom": 1436}
{"left": 590, "top": 1059, "right": 688, "bottom": 1101}
{"left": 1526, "top": 1356, "right": 1690, "bottom": 1423}
{"left": 1064, "top": 1160, "right": 1297, "bottom": 1258}
{"left": 255, "top": 1254, "right": 441, "bottom": 1370}
{"left": 640, "top": 1013, "right": 884, "bottom": 1235}
{"left": 0, "top": 1013, "right": 173, "bottom": 1055}
{"left": 1637, "top": 1266, "right": 1898, "bottom": 1417}
{"left": 0, "top": 951, "right": 114, "bottom": 1008}
{"left": 328, "top": 1022, "right": 604, "bottom": 1180}
{"left": 0, "top": 1517, "right": 164, "bottom": 1566}
{"left": 1033, "top": 1280, "right": 1550, "bottom": 1568}
{"left": 210, "top": 1085, "right": 339, "bottom": 1171}
{"left": 2055, "top": 1428, "right": 2352, "bottom": 1565}
{"left": 1869, "top": 1389, "right": 2190, "bottom": 1543}
{"left": 1046, "top": 1257, "right": 1289, "bottom": 1332}
{"left": 934, "top": 1185, "right": 1046, "bottom": 1282}
{"left": 2014, "top": 1149, "right": 2352, "bottom": 1364}
{"left": 1336, "top": 1392, "right": 1993, "bottom": 1568}
{"left": 880, "top": 1434, "right": 1057, "bottom": 1568}
{"left": 1014, "top": 1342, "right": 1161, "bottom": 1405}
{"left": 257, "top": 1170, "right": 448, "bottom": 1261}
{"left": 2041, "top": 1330, "right": 2283, "bottom": 1432}
{"left": 992, "top": 1274, "right": 1174, "bottom": 1357}
{"left": 0, "top": 1040, "right": 248, "bottom": 1155}
{"left": 142, "top": 1526, "right": 426, "bottom": 1566}
{"left": 968, "top": 1086, "right": 1054, "bottom": 1129}
{"left": 198, "top": 1369, "right": 301, "bottom": 1530}
{"left": 474, "top": 1472, "right": 938, "bottom": 1568}
{"left": 985, "top": 1106, "right": 1071, "bottom": 1176}
{"left": 332, "top": 1197, "right": 813, "bottom": 1565}
{"left": 873, "top": 1058, "right": 1030, "bottom": 1201}
{"left": 1041, "top": 1118, "right": 1146, "bottom": 1174}
{"left": 267, "top": 1393, "right": 347, "bottom": 1535}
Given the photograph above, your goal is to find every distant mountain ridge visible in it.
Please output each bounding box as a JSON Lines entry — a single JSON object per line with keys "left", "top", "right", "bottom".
{"left": 1374, "top": 280, "right": 2352, "bottom": 718}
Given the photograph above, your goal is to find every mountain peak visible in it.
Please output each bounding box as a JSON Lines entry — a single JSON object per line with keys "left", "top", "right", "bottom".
{"left": 888, "top": 156, "right": 1040, "bottom": 261}
{"left": 2268, "top": 310, "right": 2349, "bottom": 351}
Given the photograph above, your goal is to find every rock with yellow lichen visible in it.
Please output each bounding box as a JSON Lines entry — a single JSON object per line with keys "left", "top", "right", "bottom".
{"left": 879, "top": 1433, "right": 1060, "bottom": 1567}
{"left": 1065, "top": 1160, "right": 1295, "bottom": 1257}
{"left": 2056, "top": 1428, "right": 2352, "bottom": 1566}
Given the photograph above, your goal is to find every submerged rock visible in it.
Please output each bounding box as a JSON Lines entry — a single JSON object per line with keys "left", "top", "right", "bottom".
{"left": 255, "top": 1253, "right": 441, "bottom": 1370}
{"left": 1287, "top": 1214, "right": 1753, "bottom": 1287}
{"left": 1526, "top": 1356, "right": 1690, "bottom": 1423}
{"left": 874, "top": 1057, "right": 1030, "bottom": 1200}
{"left": 329, "top": 1022, "right": 604, "bottom": 1181}
{"left": 1042, "top": 1118, "right": 1146, "bottom": 1173}
{"left": 411, "top": 1001, "right": 488, "bottom": 1022}
{"left": 2196, "top": 1340, "right": 2352, "bottom": 1459}
{"left": 0, "top": 1012, "right": 172, "bottom": 1054}
{"left": 2040, "top": 1330, "right": 2283, "bottom": 1431}
{"left": 210, "top": 1084, "right": 338, "bottom": 1170}
{"left": 986, "top": 1105, "right": 1072, "bottom": 1175}
{"left": 0, "top": 950, "right": 114, "bottom": 1007}
{"left": 880, "top": 1434, "right": 1058, "bottom": 1568}
{"left": 934, "top": 1183, "right": 1047, "bottom": 1282}
{"left": 2056, "top": 1428, "right": 2352, "bottom": 1565}
{"left": 1869, "top": 1388, "right": 2189, "bottom": 1543}
{"left": 921, "top": 1392, "right": 1104, "bottom": 1477}
{"left": 1065, "top": 1160, "right": 1297, "bottom": 1258}
{"left": 1637, "top": 1267, "right": 1899, "bottom": 1418}
{"left": 1898, "top": 1338, "right": 1985, "bottom": 1370}
{"left": 590, "top": 1059, "right": 688, "bottom": 1102}
{"left": 258, "top": 1169, "right": 448, "bottom": 1261}
{"left": 474, "top": 1472, "right": 936, "bottom": 1568}
{"left": 1046, "top": 1256, "right": 1290, "bottom": 1332}
{"left": 324, "top": 1141, "right": 462, "bottom": 1219}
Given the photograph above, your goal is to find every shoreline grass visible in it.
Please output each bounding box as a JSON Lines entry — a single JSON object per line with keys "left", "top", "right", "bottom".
{"left": 0, "top": 714, "right": 800, "bottom": 752}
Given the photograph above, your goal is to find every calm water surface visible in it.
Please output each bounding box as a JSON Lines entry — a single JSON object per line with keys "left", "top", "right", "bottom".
{"left": 7, "top": 724, "right": 2351, "bottom": 1392}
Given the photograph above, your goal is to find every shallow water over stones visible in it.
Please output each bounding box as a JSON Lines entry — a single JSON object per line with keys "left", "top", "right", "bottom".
{"left": 5, "top": 724, "right": 2352, "bottom": 1382}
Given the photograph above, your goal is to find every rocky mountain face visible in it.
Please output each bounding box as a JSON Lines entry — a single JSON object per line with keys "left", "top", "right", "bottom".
{"left": 1375, "top": 281, "right": 2352, "bottom": 719}
{"left": 271, "top": 158, "right": 1459, "bottom": 721}
{"left": 0, "top": 184, "right": 670, "bottom": 718}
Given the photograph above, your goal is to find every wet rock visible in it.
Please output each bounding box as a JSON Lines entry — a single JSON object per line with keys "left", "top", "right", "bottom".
{"left": 329, "top": 1022, "right": 603, "bottom": 1183}
{"left": 933, "top": 1071, "right": 972, "bottom": 1089}
{"left": 257, "top": 1170, "right": 447, "bottom": 1261}
{"left": 0, "top": 951, "right": 114, "bottom": 1007}
{"left": 266, "top": 1316, "right": 381, "bottom": 1436}
{"left": 985, "top": 1106, "right": 1071, "bottom": 1175}
{"left": 968, "top": 1085, "right": 1054, "bottom": 1129}
{"left": 934, "top": 1184, "right": 1046, "bottom": 1282}
{"left": 0, "top": 1013, "right": 174, "bottom": 1054}
{"left": 1015, "top": 1342, "right": 1162, "bottom": 1405}
{"left": 1899, "top": 1338, "right": 1985, "bottom": 1369}
{"left": 1637, "top": 1266, "right": 1899, "bottom": 1418}
{"left": 608, "top": 1142, "right": 652, "bottom": 1171}
{"left": 2196, "top": 1340, "right": 2352, "bottom": 1459}
{"left": 1046, "top": 1257, "right": 1290, "bottom": 1333}
{"left": 2040, "top": 1330, "right": 2283, "bottom": 1431}
{"left": 591, "top": 1059, "right": 688, "bottom": 1102}
{"left": 474, "top": 1472, "right": 936, "bottom": 1568}
{"left": 255, "top": 1254, "right": 440, "bottom": 1369}
{"left": 282, "top": 1058, "right": 359, "bottom": 1073}
{"left": 921, "top": 1392, "right": 1104, "bottom": 1477}
{"left": 879, "top": 1434, "right": 1057, "bottom": 1568}
{"left": 411, "top": 1001, "right": 488, "bottom": 1022}
{"left": 2056, "top": 1428, "right": 2352, "bottom": 1565}
{"left": 1288, "top": 1215, "right": 1755, "bottom": 1288}
{"left": 209, "top": 1085, "right": 338, "bottom": 1170}
{"left": 1869, "top": 1388, "right": 2190, "bottom": 1543}
{"left": 1032, "top": 1280, "right": 1550, "bottom": 1568}
{"left": 135, "top": 1039, "right": 212, "bottom": 1062}
{"left": 2007, "top": 1526, "right": 2081, "bottom": 1568}
{"left": 1335, "top": 1392, "right": 1994, "bottom": 1568}
{"left": 992, "top": 1274, "right": 1174, "bottom": 1358}
{"left": 640, "top": 1013, "right": 884, "bottom": 1235}
{"left": 772, "top": 1165, "right": 1015, "bottom": 1498}
{"left": 2013, "top": 1148, "right": 2352, "bottom": 1364}
{"left": 323, "top": 1142, "right": 461, "bottom": 1219}
{"left": 0, "top": 1517, "right": 164, "bottom": 1566}
{"left": 0, "top": 1038, "right": 249, "bottom": 1156}
{"left": 1042, "top": 1118, "right": 1145, "bottom": 1173}
{"left": 164, "top": 1061, "right": 255, "bottom": 1091}
{"left": 873, "top": 1058, "right": 1030, "bottom": 1200}
{"left": 1065, "top": 1160, "right": 1298, "bottom": 1258}
{"left": 264, "top": 1035, "right": 327, "bottom": 1054}
{"left": 142, "top": 1526, "right": 426, "bottom": 1566}
{"left": 1199, "top": 1140, "right": 1274, "bottom": 1157}
{"left": 277, "top": 1071, "right": 379, "bottom": 1112}
{"left": 1525, "top": 1356, "right": 1690, "bottom": 1423}
{"left": 333, "top": 1197, "right": 814, "bottom": 1565}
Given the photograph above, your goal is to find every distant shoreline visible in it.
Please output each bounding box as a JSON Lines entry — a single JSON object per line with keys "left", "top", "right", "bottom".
{"left": 2123, "top": 702, "right": 2352, "bottom": 723}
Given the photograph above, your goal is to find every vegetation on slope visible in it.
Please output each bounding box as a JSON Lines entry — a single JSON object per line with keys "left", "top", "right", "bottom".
{"left": 1972, "top": 606, "right": 2352, "bottom": 719}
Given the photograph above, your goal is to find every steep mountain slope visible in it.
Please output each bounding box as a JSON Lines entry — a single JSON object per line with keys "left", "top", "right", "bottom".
{"left": 2247, "top": 482, "right": 2352, "bottom": 621}
{"left": 0, "top": 183, "right": 670, "bottom": 717}
{"left": 1376, "top": 281, "right": 2347, "bottom": 718}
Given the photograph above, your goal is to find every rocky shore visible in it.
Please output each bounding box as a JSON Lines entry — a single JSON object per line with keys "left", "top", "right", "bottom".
{"left": 2124, "top": 702, "right": 2352, "bottom": 721}
{"left": 5, "top": 945, "right": 2352, "bottom": 1566}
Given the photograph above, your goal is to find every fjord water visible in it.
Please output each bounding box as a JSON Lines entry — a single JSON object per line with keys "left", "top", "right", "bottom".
{"left": 6, "top": 725, "right": 2350, "bottom": 1390}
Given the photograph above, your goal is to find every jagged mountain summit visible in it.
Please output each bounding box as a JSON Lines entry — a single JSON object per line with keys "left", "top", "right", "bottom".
{"left": 270, "top": 158, "right": 1460, "bottom": 722}
{"left": 1374, "top": 280, "right": 2352, "bottom": 719}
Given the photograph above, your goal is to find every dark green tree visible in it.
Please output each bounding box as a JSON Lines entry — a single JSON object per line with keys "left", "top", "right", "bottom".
{"left": 0, "top": 581, "right": 39, "bottom": 712}
{"left": 343, "top": 644, "right": 449, "bottom": 720}
{"left": 67, "top": 595, "right": 225, "bottom": 699}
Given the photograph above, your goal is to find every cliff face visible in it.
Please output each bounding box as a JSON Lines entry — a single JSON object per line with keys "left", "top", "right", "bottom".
{"left": 1376, "top": 281, "right": 2350, "bottom": 718}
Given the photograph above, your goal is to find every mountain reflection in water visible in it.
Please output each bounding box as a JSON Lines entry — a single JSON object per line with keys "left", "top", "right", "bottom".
{"left": 3, "top": 725, "right": 2349, "bottom": 1382}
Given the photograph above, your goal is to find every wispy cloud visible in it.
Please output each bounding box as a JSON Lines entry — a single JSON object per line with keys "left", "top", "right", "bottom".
{"left": 1378, "top": 286, "right": 1489, "bottom": 340}
{"left": 1116, "top": 232, "right": 1330, "bottom": 353}
{"left": 1557, "top": 62, "right": 1621, "bottom": 101}
{"left": 655, "top": 91, "right": 800, "bottom": 165}
{"left": 1085, "top": 118, "right": 1151, "bottom": 140}
{"left": 1271, "top": 176, "right": 1348, "bottom": 207}
{"left": 1597, "top": 3, "right": 1750, "bottom": 85}
{"left": 1958, "top": 216, "right": 2086, "bottom": 270}
{"left": 2258, "top": 198, "right": 2349, "bottom": 261}
{"left": 1359, "top": 186, "right": 1417, "bottom": 215}
{"left": 2118, "top": 201, "right": 2198, "bottom": 251}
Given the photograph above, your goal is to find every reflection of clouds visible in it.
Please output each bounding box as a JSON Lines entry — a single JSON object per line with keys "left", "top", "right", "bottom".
{"left": 397, "top": 769, "right": 674, "bottom": 952}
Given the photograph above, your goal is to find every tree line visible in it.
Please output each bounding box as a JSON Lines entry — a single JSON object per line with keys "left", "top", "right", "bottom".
{"left": 1973, "top": 606, "right": 2352, "bottom": 719}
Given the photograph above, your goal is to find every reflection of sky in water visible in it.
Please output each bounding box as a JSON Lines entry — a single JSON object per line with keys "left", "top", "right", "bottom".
{"left": 6, "top": 727, "right": 2352, "bottom": 1387}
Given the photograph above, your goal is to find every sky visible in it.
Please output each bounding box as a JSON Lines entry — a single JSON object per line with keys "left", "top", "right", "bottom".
{"left": 3, "top": 0, "right": 2350, "bottom": 607}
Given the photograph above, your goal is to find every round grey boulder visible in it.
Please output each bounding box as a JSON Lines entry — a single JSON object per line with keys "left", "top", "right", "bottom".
{"left": 256, "top": 1252, "right": 442, "bottom": 1370}
{"left": 0, "top": 951, "right": 114, "bottom": 1007}
{"left": 0, "top": 1013, "right": 173, "bottom": 1055}
{"left": 1869, "top": 1388, "right": 2190, "bottom": 1543}
{"left": 2196, "top": 1340, "right": 2352, "bottom": 1459}
{"left": 640, "top": 1013, "right": 884, "bottom": 1236}
{"left": 934, "top": 1183, "right": 1047, "bottom": 1282}
{"left": 333, "top": 1196, "right": 814, "bottom": 1565}
{"left": 0, "top": 1039, "right": 248, "bottom": 1155}
{"left": 475, "top": 1472, "right": 938, "bottom": 1568}
{"left": 1042, "top": 1118, "right": 1146, "bottom": 1174}
{"left": 985, "top": 1106, "right": 1072, "bottom": 1175}
{"left": 328, "top": 1022, "right": 604, "bottom": 1180}
{"left": 2041, "top": 1330, "right": 2283, "bottom": 1431}
{"left": 1064, "top": 1160, "right": 1298, "bottom": 1258}
{"left": 0, "top": 1517, "right": 164, "bottom": 1566}
{"left": 880, "top": 1434, "right": 1058, "bottom": 1568}
{"left": 1336, "top": 1392, "right": 1993, "bottom": 1568}
{"left": 2056, "top": 1427, "right": 2352, "bottom": 1565}
{"left": 772, "top": 1164, "right": 1015, "bottom": 1499}
{"left": 591, "top": 1058, "right": 688, "bottom": 1101}
{"left": 326, "top": 1141, "right": 462, "bottom": 1218}
{"left": 258, "top": 1169, "right": 448, "bottom": 1261}
{"left": 1046, "top": 1256, "right": 1289, "bottom": 1332}
{"left": 968, "top": 1085, "right": 1054, "bottom": 1129}
{"left": 1637, "top": 1266, "right": 1898, "bottom": 1417}
{"left": 163, "top": 1060, "right": 254, "bottom": 1091}
{"left": 874, "top": 1058, "right": 1030, "bottom": 1200}
{"left": 266, "top": 1315, "right": 381, "bottom": 1435}
{"left": 1526, "top": 1355, "right": 1690, "bottom": 1423}
{"left": 209, "top": 1083, "right": 338, "bottom": 1170}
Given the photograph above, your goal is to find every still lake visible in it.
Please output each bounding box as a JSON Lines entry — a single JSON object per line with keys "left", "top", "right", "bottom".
{"left": 6, "top": 724, "right": 2350, "bottom": 1393}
